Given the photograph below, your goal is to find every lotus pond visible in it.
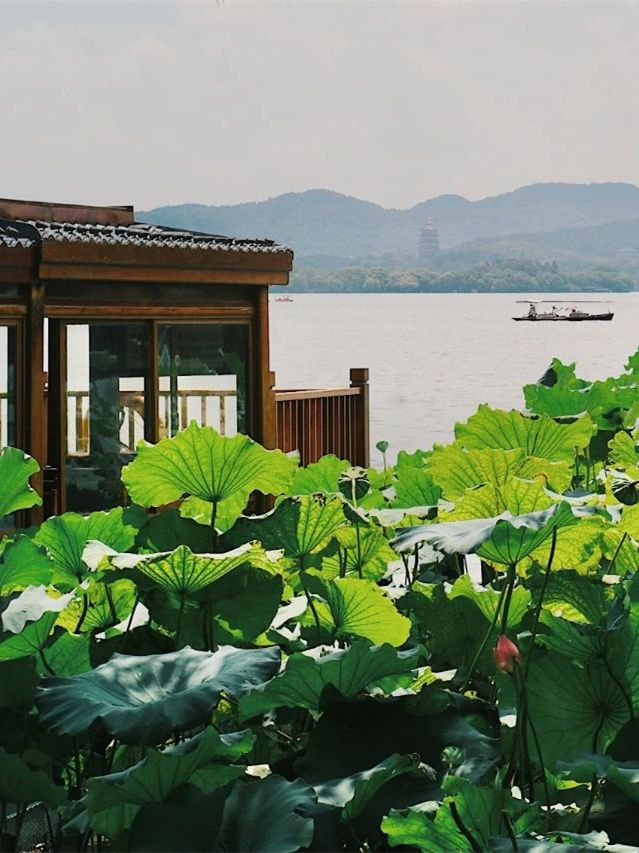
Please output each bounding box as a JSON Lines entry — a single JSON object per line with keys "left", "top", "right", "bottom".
{"left": 4, "top": 353, "right": 639, "bottom": 851}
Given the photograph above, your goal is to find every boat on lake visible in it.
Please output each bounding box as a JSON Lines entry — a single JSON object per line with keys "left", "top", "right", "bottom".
{"left": 512, "top": 300, "right": 614, "bottom": 322}
{"left": 274, "top": 295, "right": 294, "bottom": 302}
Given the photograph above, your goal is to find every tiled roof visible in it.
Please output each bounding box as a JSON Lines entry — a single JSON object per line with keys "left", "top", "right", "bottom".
{"left": 0, "top": 219, "right": 290, "bottom": 254}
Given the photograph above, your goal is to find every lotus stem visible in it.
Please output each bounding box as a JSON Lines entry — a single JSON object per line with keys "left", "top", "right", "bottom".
{"left": 523, "top": 527, "right": 557, "bottom": 683}
{"left": 608, "top": 531, "right": 627, "bottom": 574}
{"left": 499, "top": 564, "right": 517, "bottom": 635}
{"left": 459, "top": 574, "right": 509, "bottom": 692}
{"left": 449, "top": 800, "right": 481, "bottom": 852}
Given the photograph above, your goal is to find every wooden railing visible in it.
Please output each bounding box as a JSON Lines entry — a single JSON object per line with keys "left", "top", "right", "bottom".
{"left": 275, "top": 368, "right": 370, "bottom": 467}
{"left": 66, "top": 388, "right": 237, "bottom": 456}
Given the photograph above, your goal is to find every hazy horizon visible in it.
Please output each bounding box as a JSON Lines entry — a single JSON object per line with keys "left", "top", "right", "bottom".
{"left": 3, "top": 1, "right": 639, "bottom": 210}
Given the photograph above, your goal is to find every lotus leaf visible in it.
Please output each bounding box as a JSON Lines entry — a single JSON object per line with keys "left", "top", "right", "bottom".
{"left": 0, "top": 749, "right": 64, "bottom": 806}
{"left": 121, "top": 423, "right": 297, "bottom": 531}
{"left": 310, "top": 577, "right": 411, "bottom": 646}
{"left": 391, "top": 468, "right": 441, "bottom": 509}
{"left": 37, "top": 645, "right": 281, "bottom": 743}
{"left": 455, "top": 405, "right": 595, "bottom": 463}
{"left": 239, "top": 642, "right": 420, "bottom": 719}
{"left": 86, "top": 727, "right": 254, "bottom": 837}
{"left": 225, "top": 494, "right": 346, "bottom": 565}
{"left": 0, "top": 536, "right": 56, "bottom": 596}
{"left": 285, "top": 454, "right": 350, "bottom": 496}
{"left": 321, "top": 526, "right": 398, "bottom": 580}
{"left": 0, "top": 446, "right": 41, "bottom": 519}
{"left": 33, "top": 506, "right": 143, "bottom": 583}
{"left": 1, "top": 584, "right": 74, "bottom": 633}
{"left": 107, "top": 543, "right": 257, "bottom": 594}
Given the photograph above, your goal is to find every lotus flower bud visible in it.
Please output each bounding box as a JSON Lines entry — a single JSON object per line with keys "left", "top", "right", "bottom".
{"left": 492, "top": 634, "right": 521, "bottom": 673}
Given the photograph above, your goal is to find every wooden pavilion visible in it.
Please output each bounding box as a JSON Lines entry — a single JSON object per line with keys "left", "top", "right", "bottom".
{"left": 0, "top": 198, "right": 369, "bottom": 525}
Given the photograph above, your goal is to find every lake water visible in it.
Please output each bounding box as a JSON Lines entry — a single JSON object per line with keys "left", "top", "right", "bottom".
{"left": 270, "top": 293, "right": 639, "bottom": 465}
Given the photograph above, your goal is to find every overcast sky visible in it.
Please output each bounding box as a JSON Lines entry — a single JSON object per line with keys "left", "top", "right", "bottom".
{"left": 2, "top": 0, "right": 638, "bottom": 211}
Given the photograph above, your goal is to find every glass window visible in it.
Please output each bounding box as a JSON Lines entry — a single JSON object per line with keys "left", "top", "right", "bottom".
{"left": 0, "top": 325, "right": 17, "bottom": 449}
{"left": 158, "top": 324, "right": 248, "bottom": 438}
{"left": 65, "top": 323, "right": 150, "bottom": 512}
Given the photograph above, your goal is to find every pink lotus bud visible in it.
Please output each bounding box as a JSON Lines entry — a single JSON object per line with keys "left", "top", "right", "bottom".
{"left": 493, "top": 634, "right": 521, "bottom": 673}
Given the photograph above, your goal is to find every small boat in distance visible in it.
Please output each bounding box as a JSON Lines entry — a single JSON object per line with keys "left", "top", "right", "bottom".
{"left": 274, "top": 295, "right": 294, "bottom": 303}
{"left": 512, "top": 300, "right": 614, "bottom": 322}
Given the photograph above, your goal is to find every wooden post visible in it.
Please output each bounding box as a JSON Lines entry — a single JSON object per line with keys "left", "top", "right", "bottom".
{"left": 255, "top": 288, "right": 277, "bottom": 449}
{"left": 27, "top": 282, "right": 46, "bottom": 524}
{"left": 350, "top": 368, "right": 370, "bottom": 468}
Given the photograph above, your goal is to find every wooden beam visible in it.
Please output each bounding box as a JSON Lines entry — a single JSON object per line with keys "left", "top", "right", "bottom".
{"left": 0, "top": 198, "right": 134, "bottom": 225}
{"left": 39, "top": 262, "right": 290, "bottom": 286}
{"left": 26, "top": 282, "right": 46, "bottom": 524}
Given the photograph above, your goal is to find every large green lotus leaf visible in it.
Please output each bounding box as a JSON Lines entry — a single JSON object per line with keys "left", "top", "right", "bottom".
{"left": 284, "top": 454, "right": 350, "bottom": 496}
{"left": 524, "top": 382, "right": 591, "bottom": 418}
{"left": 391, "top": 468, "right": 441, "bottom": 509}
{"left": 321, "top": 526, "right": 397, "bottom": 581}
{"left": 42, "top": 631, "right": 91, "bottom": 676}
{"left": 542, "top": 572, "right": 611, "bottom": 624}
{"left": 0, "top": 611, "right": 57, "bottom": 661}
{"left": 218, "top": 775, "right": 316, "bottom": 853}
{"left": 509, "top": 651, "right": 631, "bottom": 768}
{"left": 393, "top": 503, "right": 572, "bottom": 566}
{"left": 609, "top": 431, "right": 639, "bottom": 470}
{"left": 108, "top": 543, "right": 257, "bottom": 594}
{"left": 0, "top": 536, "right": 56, "bottom": 596}
{"left": 537, "top": 357, "right": 588, "bottom": 391}
{"left": 310, "top": 577, "right": 410, "bottom": 647}
{"left": 239, "top": 642, "right": 420, "bottom": 719}
{"left": 136, "top": 509, "right": 213, "bottom": 553}
{"left": 86, "top": 727, "right": 253, "bottom": 838}
{"left": 225, "top": 495, "right": 346, "bottom": 564}
{"left": 427, "top": 445, "right": 571, "bottom": 499}
{"left": 522, "top": 515, "right": 604, "bottom": 574}
{"left": 0, "top": 749, "right": 65, "bottom": 807}
{"left": 57, "top": 578, "right": 136, "bottom": 634}
{"left": 382, "top": 776, "right": 538, "bottom": 852}
{"left": 455, "top": 405, "right": 596, "bottom": 463}
{"left": 33, "top": 507, "right": 142, "bottom": 583}
{"left": 202, "top": 566, "right": 283, "bottom": 644}
{"left": 1, "top": 584, "right": 74, "bottom": 633}
{"left": 0, "top": 447, "right": 42, "bottom": 519}
{"left": 121, "top": 423, "right": 298, "bottom": 531}
{"left": 442, "top": 476, "right": 552, "bottom": 521}
{"left": 37, "top": 645, "right": 281, "bottom": 744}
{"left": 314, "top": 753, "right": 422, "bottom": 822}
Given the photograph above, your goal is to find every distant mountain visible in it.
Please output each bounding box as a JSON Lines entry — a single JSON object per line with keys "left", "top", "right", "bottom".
{"left": 443, "top": 216, "right": 639, "bottom": 269}
{"left": 140, "top": 182, "right": 639, "bottom": 258}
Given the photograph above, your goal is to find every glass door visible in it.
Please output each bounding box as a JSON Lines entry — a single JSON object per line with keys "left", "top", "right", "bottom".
{"left": 0, "top": 323, "right": 18, "bottom": 449}
{"left": 158, "top": 323, "right": 249, "bottom": 438}
{"left": 63, "top": 322, "right": 151, "bottom": 512}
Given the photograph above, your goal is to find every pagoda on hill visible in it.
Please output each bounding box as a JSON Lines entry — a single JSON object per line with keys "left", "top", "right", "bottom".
{"left": 418, "top": 218, "right": 440, "bottom": 260}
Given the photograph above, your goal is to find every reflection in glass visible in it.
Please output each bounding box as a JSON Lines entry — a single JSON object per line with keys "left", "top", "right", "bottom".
{"left": 158, "top": 324, "right": 248, "bottom": 438}
{"left": 0, "top": 325, "right": 17, "bottom": 448}
{"left": 66, "top": 323, "right": 149, "bottom": 511}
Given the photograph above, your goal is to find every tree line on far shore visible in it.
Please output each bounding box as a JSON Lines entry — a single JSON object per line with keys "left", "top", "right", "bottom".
{"left": 278, "top": 258, "right": 635, "bottom": 294}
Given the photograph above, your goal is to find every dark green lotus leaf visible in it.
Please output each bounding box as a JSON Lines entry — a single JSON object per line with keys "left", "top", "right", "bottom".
{"left": 0, "top": 447, "right": 42, "bottom": 519}
{"left": 41, "top": 631, "right": 91, "bottom": 676}
{"left": 314, "top": 753, "right": 423, "bottom": 822}
{"left": 382, "top": 775, "right": 539, "bottom": 852}
{"left": 86, "top": 727, "right": 254, "bottom": 838}
{"left": 1, "top": 584, "right": 74, "bottom": 633}
{"left": 0, "top": 536, "right": 56, "bottom": 596}
{"left": 285, "top": 454, "right": 350, "bottom": 496}
{"left": 503, "top": 651, "right": 631, "bottom": 768}
{"left": 225, "top": 495, "right": 346, "bottom": 565}
{"left": 0, "top": 611, "right": 57, "bottom": 661}
{"left": 309, "top": 577, "right": 411, "bottom": 647}
{"left": 0, "top": 658, "right": 38, "bottom": 709}
{"left": 37, "top": 645, "right": 281, "bottom": 744}
{"left": 121, "top": 423, "right": 298, "bottom": 532}
{"left": 33, "top": 506, "right": 142, "bottom": 582}
{"left": 239, "top": 642, "right": 420, "bottom": 719}
{"left": 455, "top": 405, "right": 596, "bottom": 463}
{"left": 206, "top": 567, "right": 283, "bottom": 644}
{"left": 393, "top": 502, "right": 573, "bottom": 565}
{"left": 136, "top": 509, "right": 213, "bottom": 553}
{"left": 217, "top": 774, "right": 316, "bottom": 853}
{"left": 542, "top": 571, "right": 610, "bottom": 624}
{"left": 391, "top": 467, "right": 442, "bottom": 510}
{"left": 0, "top": 749, "right": 65, "bottom": 807}
{"left": 109, "top": 543, "right": 258, "bottom": 594}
